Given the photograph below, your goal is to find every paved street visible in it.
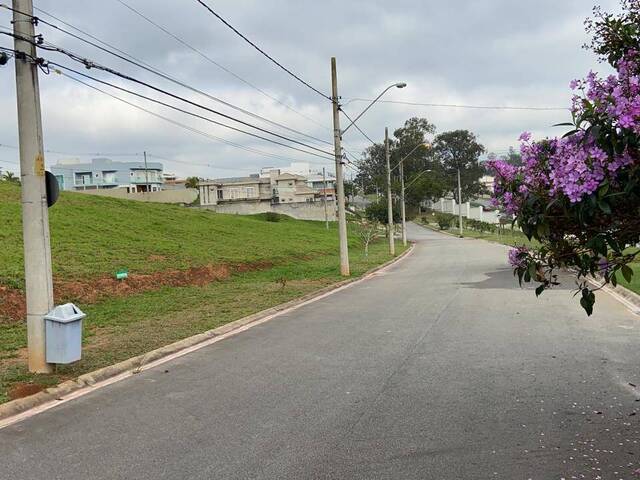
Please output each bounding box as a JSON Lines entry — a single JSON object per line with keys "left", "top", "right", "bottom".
{"left": 2, "top": 224, "right": 639, "bottom": 479}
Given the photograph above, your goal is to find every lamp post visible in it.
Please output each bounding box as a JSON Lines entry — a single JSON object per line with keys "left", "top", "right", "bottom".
{"left": 330, "top": 60, "right": 406, "bottom": 273}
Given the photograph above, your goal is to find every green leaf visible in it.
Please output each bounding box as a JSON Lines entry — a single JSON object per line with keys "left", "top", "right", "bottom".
{"left": 621, "top": 264, "right": 634, "bottom": 283}
{"left": 580, "top": 288, "right": 595, "bottom": 316}
{"left": 553, "top": 122, "right": 575, "bottom": 127}
{"left": 535, "top": 284, "right": 545, "bottom": 297}
{"left": 597, "top": 200, "right": 612, "bottom": 214}
{"left": 611, "top": 272, "right": 618, "bottom": 288}
{"left": 580, "top": 296, "right": 594, "bottom": 316}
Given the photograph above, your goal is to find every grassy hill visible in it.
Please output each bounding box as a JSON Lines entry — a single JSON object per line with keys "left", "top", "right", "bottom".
{"left": 0, "top": 181, "right": 402, "bottom": 402}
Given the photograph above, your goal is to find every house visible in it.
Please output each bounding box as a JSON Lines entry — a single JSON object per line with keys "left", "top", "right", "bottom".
{"left": 51, "top": 158, "right": 163, "bottom": 193}
{"left": 273, "top": 173, "right": 316, "bottom": 204}
{"left": 198, "top": 172, "right": 318, "bottom": 206}
{"left": 198, "top": 174, "right": 271, "bottom": 205}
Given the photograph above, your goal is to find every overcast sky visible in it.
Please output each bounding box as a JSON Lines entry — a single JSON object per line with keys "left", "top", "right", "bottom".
{"left": 0, "top": 0, "right": 621, "bottom": 179}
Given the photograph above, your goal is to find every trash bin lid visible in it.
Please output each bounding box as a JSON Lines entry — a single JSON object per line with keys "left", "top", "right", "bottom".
{"left": 44, "top": 303, "right": 86, "bottom": 324}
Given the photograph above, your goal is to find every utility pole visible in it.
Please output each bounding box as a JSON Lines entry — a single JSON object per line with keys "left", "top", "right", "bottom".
{"left": 13, "top": 0, "right": 54, "bottom": 373}
{"left": 399, "top": 160, "right": 407, "bottom": 247}
{"left": 144, "top": 150, "right": 150, "bottom": 193}
{"left": 331, "top": 57, "right": 349, "bottom": 276}
{"left": 457, "top": 166, "right": 463, "bottom": 237}
{"left": 385, "top": 127, "right": 395, "bottom": 256}
{"left": 322, "top": 167, "right": 328, "bottom": 230}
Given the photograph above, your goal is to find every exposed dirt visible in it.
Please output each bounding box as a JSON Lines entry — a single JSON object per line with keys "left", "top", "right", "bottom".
{"left": 0, "top": 261, "right": 274, "bottom": 325}
{"left": 7, "top": 382, "right": 45, "bottom": 400}
{"left": 0, "top": 286, "right": 26, "bottom": 326}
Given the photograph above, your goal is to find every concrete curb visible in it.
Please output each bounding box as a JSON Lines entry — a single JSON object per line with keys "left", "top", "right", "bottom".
{"left": 586, "top": 275, "right": 640, "bottom": 316}
{"left": 0, "top": 243, "right": 415, "bottom": 425}
{"left": 416, "top": 223, "right": 465, "bottom": 239}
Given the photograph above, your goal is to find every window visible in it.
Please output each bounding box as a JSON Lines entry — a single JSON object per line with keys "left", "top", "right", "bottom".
{"left": 74, "top": 172, "right": 92, "bottom": 185}
{"left": 246, "top": 187, "right": 255, "bottom": 197}
{"left": 217, "top": 189, "right": 223, "bottom": 200}
{"left": 103, "top": 171, "right": 116, "bottom": 184}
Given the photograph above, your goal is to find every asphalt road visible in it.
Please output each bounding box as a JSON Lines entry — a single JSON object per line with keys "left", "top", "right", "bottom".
{"left": 2, "top": 224, "right": 640, "bottom": 480}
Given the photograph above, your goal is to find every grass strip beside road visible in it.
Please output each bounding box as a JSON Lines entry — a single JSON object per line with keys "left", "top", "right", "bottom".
{"left": 0, "top": 180, "right": 406, "bottom": 402}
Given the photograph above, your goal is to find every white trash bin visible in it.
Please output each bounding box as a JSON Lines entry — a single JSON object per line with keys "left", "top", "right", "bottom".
{"left": 45, "top": 303, "right": 85, "bottom": 364}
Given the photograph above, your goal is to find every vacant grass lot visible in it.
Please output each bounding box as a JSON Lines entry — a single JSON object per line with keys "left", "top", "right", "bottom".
{"left": 0, "top": 182, "right": 404, "bottom": 403}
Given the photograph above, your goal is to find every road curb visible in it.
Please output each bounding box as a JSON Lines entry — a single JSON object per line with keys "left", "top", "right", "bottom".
{"left": 0, "top": 243, "right": 415, "bottom": 427}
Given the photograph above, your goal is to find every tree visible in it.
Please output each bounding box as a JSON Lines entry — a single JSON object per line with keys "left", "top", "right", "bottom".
{"left": 432, "top": 130, "right": 486, "bottom": 202}
{"left": 355, "top": 117, "right": 445, "bottom": 204}
{"left": 356, "top": 219, "right": 381, "bottom": 256}
{"left": 364, "top": 198, "right": 400, "bottom": 224}
{"left": 185, "top": 176, "right": 199, "bottom": 189}
{"left": 490, "top": 0, "right": 640, "bottom": 315}
{"left": 2, "top": 171, "right": 19, "bottom": 183}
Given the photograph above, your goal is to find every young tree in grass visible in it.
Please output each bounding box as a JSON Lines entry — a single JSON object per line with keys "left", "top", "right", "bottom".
{"left": 489, "top": 0, "right": 640, "bottom": 315}
{"left": 2, "top": 171, "right": 18, "bottom": 183}
{"left": 356, "top": 219, "right": 381, "bottom": 257}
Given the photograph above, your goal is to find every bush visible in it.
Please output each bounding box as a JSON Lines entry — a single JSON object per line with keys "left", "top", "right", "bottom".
{"left": 264, "top": 212, "right": 281, "bottom": 222}
{"left": 464, "top": 218, "right": 496, "bottom": 234}
{"left": 435, "top": 212, "right": 455, "bottom": 230}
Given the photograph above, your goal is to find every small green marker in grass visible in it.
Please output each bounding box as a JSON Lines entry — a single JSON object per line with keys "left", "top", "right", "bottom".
{"left": 116, "top": 269, "right": 128, "bottom": 280}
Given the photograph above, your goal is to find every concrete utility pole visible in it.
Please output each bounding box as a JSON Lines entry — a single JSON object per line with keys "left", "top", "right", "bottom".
{"left": 144, "top": 151, "right": 150, "bottom": 193}
{"left": 385, "top": 127, "right": 395, "bottom": 256}
{"left": 457, "top": 166, "right": 463, "bottom": 237}
{"left": 13, "top": 0, "right": 54, "bottom": 373}
{"left": 322, "top": 167, "right": 329, "bottom": 230}
{"left": 399, "top": 160, "right": 407, "bottom": 247}
{"left": 330, "top": 57, "right": 350, "bottom": 276}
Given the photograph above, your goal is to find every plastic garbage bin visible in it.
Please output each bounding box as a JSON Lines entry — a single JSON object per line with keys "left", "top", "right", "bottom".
{"left": 45, "top": 303, "right": 85, "bottom": 364}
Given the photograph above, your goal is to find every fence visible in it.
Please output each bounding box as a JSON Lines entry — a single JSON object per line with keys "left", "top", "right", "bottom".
{"left": 429, "top": 198, "right": 500, "bottom": 224}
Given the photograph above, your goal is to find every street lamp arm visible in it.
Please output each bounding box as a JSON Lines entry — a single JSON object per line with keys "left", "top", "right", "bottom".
{"left": 390, "top": 142, "right": 429, "bottom": 173}
{"left": 341, "top": 82, "right": 406, "bottom": 135}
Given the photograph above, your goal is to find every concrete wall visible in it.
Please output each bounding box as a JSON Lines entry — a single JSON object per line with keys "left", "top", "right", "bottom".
{"left": 430, "top": 198, "right": 500, "bottom": 224}
{"left": 200, "top": 200, "right": 337, "bottom": 221}
{"left": 76, "top": 188, "right": 198, "bottom": 204}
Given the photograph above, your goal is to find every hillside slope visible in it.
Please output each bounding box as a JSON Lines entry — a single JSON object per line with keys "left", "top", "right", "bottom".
{"left": 0, "top": 181, "right": 400, "bottom": 402}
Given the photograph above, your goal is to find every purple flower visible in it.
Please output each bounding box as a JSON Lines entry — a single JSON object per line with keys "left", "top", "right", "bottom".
{"left": 518, "top": 131, "right": 532, "bottom": 142}
{"left": 508, "top": 246, "right": 530, "bottom": 269}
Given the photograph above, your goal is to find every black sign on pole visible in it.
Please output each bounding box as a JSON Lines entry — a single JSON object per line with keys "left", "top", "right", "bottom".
{"left": 45, "top": 171, "right": 60, "bottom": 208}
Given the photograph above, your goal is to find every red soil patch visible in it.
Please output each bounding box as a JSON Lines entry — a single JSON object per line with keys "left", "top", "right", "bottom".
{"left": 0, "top": 261, "right": 273, "bottom": 325}
{"left": 0, "top": 286, "right": 26, "bottom": 326}
{"left": 8, "top": 382, "right": 45, "bottom": 401}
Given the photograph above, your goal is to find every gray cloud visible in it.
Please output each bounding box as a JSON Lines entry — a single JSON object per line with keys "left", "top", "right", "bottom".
{"left": 0, "top": 0, "right": 621, "bottom": 178}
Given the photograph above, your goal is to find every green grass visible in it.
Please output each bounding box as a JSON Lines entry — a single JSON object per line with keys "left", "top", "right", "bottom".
{"left": 0, "top": 181, "right": 405, "bottom": 403}
{"left": 419, "top": 219, "right": 537, "bottom": 248}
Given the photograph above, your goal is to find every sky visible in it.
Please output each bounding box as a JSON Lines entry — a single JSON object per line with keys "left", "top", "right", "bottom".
{"left": 0, "top": 0, "right": 621, "bottom": 179}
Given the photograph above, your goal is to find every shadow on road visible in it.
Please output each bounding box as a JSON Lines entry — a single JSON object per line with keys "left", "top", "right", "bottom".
{"left": 460, "top": 268, "right": 574, "bottom": 291}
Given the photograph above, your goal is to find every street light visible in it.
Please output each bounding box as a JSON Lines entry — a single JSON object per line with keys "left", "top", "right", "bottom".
{"left": 342, "top": 82, "right": 407, "bottom": 135}
{"left": 330, "top": 59, "right": 406, "bottom": 275}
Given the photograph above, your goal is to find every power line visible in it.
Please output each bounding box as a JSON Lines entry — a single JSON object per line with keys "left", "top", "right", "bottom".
{"left": 0, "top": 32, "right": 335, "bottom": 160}
{"left": 111, "top": 0, "right": 332, "bottom": 132}
{"left": 48, "top": 62, "right": 334, "bottom": 162}
{"left": 22, "top": 4, "right": 333, "bottom": 148}
{"left": 339, "top": 108, "right": 377, "bottom": 145}
{"left": 0, "top": 29, "right": 334, "bottom": 159}
{"left": 342, "top": 98, "right": 569, "bottom": 112}
{"left": 192, "top": 0, "right": 331, "bottom": 101}
{"left": 57, "top": 70, "right": 334, "bottom": 167}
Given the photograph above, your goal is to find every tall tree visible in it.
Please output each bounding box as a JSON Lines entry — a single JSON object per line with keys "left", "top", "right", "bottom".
{"left": 355, "top": 117, "right": 445, "bottom": 205}
{"left": 432, "top": 130, "right": 486, "bottom": 203}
